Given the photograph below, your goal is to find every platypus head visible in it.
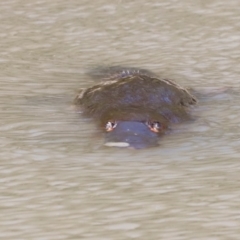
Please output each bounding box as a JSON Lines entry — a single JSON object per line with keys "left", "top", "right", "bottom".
{"left": 100, "top": 108, "right": 168, "bottom": 149}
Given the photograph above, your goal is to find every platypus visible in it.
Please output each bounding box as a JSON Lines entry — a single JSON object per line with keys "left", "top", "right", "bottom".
{"left": 74, "top": 67, "right": 197, "bottom": 149}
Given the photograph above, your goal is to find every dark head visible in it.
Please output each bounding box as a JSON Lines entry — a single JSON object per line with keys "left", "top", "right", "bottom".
{"left": 99, "top": 108, "right": 168, "bottom": 149}
{"left": 75, "top": 68, "right": 197, "bottom": 149}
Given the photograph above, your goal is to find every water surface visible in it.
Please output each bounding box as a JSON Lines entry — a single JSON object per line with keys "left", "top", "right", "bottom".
{"left": 1, "top": 0, "right": 240, "bottom": 239}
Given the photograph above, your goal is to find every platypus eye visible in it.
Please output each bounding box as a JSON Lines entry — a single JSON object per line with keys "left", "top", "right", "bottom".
{"left": 146, "top": 121, "right": 161, "bottom": 133}
{"left": 105, "top": 121, "right": 117, "bottom": 132}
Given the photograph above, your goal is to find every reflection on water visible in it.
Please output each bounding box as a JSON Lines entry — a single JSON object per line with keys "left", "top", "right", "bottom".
{"left": 0, "top": 0, "right": 240, "bottom": 239}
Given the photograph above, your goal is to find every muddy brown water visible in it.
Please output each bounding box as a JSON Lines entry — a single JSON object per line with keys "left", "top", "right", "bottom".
{"left": 1, "top": 0, "right": 240, "bottom": 239}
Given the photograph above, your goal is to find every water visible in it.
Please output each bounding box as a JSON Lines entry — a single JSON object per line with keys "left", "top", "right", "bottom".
{"left": 1, "top": 0, "right": 240, "bottom": 239}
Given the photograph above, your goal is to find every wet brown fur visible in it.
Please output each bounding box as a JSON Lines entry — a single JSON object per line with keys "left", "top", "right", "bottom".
{"left": 74, "top": 70, "right": 196, "bottom": 130}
